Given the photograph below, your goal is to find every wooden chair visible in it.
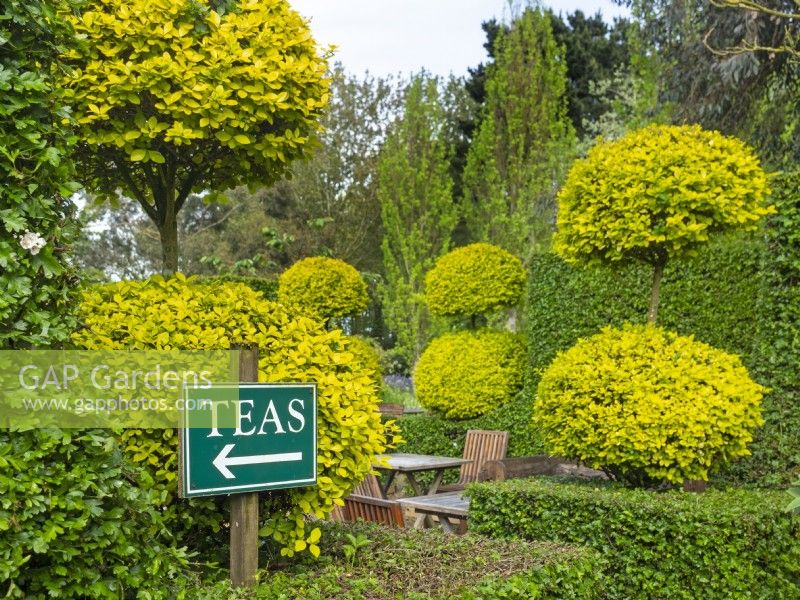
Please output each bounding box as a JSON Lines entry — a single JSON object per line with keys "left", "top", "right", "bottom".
{"left": 437, "top": 429, "right": 509, "bottom": 492}
{"left": 330, "top": 473, "right": 405, "bottom": 528}
{"left": 343, "top": 494, "right": 405, "bottom": 528}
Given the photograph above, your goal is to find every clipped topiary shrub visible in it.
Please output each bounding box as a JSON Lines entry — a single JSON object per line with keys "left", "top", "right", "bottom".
{"left": 278, "top": 257, "right": 368, "bottom": 321}
{"left": 534, "top": 324, "right": 765, "bottom": 485}
{"left": 554, "top": 124, "right": 771, "bottom": 323}
{"left": 344, "top": 335, "right": 382, "bottom": 386}
{"left": 469, "top": 478, "right": 800, "bottom": 599}
{"left": 1, "top": 429, "right": 190, "bottom": 598}
{"left": 415, "top": 330, "right": 526, "bottom": 419}
{"left": 424, "top": 243, "right": 525, "bottom": 318}
{"left": 72, "top": 274, "right": 397, "bottom": 557}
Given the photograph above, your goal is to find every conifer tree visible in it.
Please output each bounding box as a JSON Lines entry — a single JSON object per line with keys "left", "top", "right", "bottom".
{"left": 463, "top": 4, "right": 576, "bottom": 261}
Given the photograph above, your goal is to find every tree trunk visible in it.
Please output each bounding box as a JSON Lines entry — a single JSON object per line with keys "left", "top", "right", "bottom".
{"left": 648, "top": 259, "right": 666, "bottom": 325}
{"left": 159, "top": 209, "right": 179, "bottom": 275}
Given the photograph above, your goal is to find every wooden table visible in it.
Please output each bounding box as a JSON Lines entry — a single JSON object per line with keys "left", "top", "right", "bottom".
{"left": 398, "top": 492, "right": 469, "bottom": 533}
{"left": 375, "top": 453, "right": 471, "bottom": 528}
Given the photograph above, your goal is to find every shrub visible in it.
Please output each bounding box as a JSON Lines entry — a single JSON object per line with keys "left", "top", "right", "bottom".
{"left": 185, "top": 521, "right": 604, "bottom": 599}
{"left": 469, "top": 478, "right": 800, "bottom": 599}
{"left": 534, "top": 324, "right": 765, "bottom": 485}
{"left": 196, "top": 274, "right": 277, "bottom": 300}
{"left": 1, "top": 0, "right": 81, "bottom": 349}
{"left": 525, "top": 231, "right": 800, "bottom": 485}
{"left": 0, "top": 429, "right": 189, "bottom": 598}
{"left": 72, "top": 274, "right": 397, "bottom": 557}
{"left": 344, "top": 335, "right": 382, "bottom": 386}
{"left": 554, "top": 124, "right": 771, "bottom": 322}
{"left": 278, "top": 257, "right": 368, "bottom": 321}
{"left": 415, "top": 330, "right": 526, "bottom": 419}
{"left": 424, "top": 243, "right": 525, "bottom": 318}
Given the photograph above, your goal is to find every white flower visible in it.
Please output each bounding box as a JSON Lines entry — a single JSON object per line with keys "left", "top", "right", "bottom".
{"left": 19, "top": 231, "right": 47, "bottom": 255}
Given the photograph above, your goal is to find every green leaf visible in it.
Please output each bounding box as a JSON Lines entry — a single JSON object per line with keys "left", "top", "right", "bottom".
{"left": 148, "top": 150, "right": 165, "bottom": 164}
{"left": 130, "top": 149, "right": 147, "bottom": 161}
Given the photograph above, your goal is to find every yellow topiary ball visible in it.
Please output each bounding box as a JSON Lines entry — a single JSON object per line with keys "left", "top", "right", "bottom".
{"left": 534, "top": 324, "right": 765, "bottom": 486}
{"left": 414, "top": 330, "right": 526, "bottom": 419}
{"left": 554, "top": 124, "right": 771, "bottom": 267}
{"left": 278, "top": 257, "right": 369, "bottom": 321}
{"left": 424, "top": 243, "right": 526, "bottom": 317}
{"left": 72, "top": 273, "right": 396, "bottom": 557}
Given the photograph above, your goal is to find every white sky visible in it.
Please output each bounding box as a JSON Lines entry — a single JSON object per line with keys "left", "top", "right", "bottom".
{"left": 290, "top": 0, "right": 630, "bottom": 79}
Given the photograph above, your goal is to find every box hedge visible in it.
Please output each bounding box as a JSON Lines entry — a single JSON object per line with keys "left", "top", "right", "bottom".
{"left": 468, "top": 478, "right": 800, "bottom": 599}
{"left": 527, "top": 220, "right": 799, "bottom": 484}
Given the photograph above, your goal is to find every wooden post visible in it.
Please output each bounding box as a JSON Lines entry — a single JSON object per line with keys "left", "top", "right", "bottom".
{"left": 230, "top": 345, "right": 260, "bottom": 587}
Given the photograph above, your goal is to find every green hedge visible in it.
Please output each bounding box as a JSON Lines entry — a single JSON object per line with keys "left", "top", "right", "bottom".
{"left": 527, "top": 201, "right": 799, "bottom": 484}
{"left": 468, "top": 478, "right": 800, "bottom": 599}
{"left": 397, "top": 393, "right": 544, "bottom": 462}
{"left": 1, "top": 429, "right": 189, "bottom": 598}
{"left": 186, "top": 521, "right": 604, "bottom": 599}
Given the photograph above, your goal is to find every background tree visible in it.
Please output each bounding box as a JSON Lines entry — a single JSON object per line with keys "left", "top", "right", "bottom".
{"left": 74, "top": 65, "right": 403, "bottom": 278}
{"left": 60, "top": 0, "right": 330, "bottom": 273}
{"left": 616, "top": 0, "right": 797, "bottom": 165}
{"left": 549, "top": 11, "right": 632, "bottom": 139}
{"left": 378, "top": 74, "right": 458, "bottom": 366}
{"left": 554, "top": 124, "right": 771, "bottom": 323}
{"left": 0, "top": 0, "right": 81, "bottom": 348}
{"left": 462, "top": 4, "right": 576, "bottom": 261}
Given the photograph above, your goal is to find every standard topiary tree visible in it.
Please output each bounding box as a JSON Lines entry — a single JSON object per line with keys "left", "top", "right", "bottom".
{"left": 60, "top": 0, "right": 330, "bottom": 273}
{"left": 72, "top": 274, "right": 396, "bottom": 557}
{"left": 554, "top": 124, "right": 771, "bottom": 323}
{"left": 415, "top": 330, "right": 526, "bottom": 419}
{"left": 534, "top": 324, "right": 765, "bottom": 486}
{"left": 424, "top": 243, "right": 525, "bottom": 326}
{"left": 278, "top": 256, "right": 369, "bottom": 323}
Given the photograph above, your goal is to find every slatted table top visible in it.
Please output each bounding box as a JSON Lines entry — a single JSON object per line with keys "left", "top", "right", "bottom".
{"left": 397, "top": 492, "right": 469, "bottom": 518}
{"left": 375, "top": 453, "right": 472, "bottom": 472}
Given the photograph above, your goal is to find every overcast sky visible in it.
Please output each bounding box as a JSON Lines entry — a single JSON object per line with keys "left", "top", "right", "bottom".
{"left": 290, "top": 0, "right": 630, "bottom": 79}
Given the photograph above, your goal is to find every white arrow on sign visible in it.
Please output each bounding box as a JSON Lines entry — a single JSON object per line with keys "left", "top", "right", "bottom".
{"left": 212, "top": 444, "right": 303, "bottom": 479}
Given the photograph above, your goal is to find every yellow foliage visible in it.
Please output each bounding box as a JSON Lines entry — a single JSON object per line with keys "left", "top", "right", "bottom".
{"left": 72, "top": 274, "right": 397, "bottom": 556}
{"left": 414, "top": 330, "right": 526, "bottom": 419}
{"left": 534, "top": 324, "right": 765, "bottom": 484}
{"left": 424, "top": 243, "right": 526, "bottom": 317}
{"left": 278, "top": 257, "right": 369, "bottom": 321}
{"left": 59, "top": 0, "right": 329, "bottom": 198}
{"left": 343, "top": 335, "right": 382, "bottom": 387}
{"left": 554, "top": 125, "right": 772, "bottom": 266}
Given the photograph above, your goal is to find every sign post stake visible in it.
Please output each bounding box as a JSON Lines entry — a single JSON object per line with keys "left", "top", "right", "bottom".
{"left": 230, "top": 345, "right": 260, "bottom": 587}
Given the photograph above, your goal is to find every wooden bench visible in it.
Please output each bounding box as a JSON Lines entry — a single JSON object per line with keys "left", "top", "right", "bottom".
{"left": 398, "top": 492, "right": 468, "bottom": 534}
{"left": 478, "top": 455, "right": 606, "bottom": 482}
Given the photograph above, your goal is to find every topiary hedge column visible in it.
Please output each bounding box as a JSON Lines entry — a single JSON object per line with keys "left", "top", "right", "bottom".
{"left": 415, "top": 243, "right": 527, "bottom": 419}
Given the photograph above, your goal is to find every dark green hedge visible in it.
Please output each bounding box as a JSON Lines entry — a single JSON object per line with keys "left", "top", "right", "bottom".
{"left": 396, "top": 394, "right": 544, "bottom": 467}
{"left": 1, "top": 429, "right": 189, "bottom": 598}
{"left": 468, "top": 478, "right": 800, "bottom": 599}
{"left": 527, "top": 171, "right": 800, "bottom": 485}
{"left": 187, "top": 520, "right": 604, "bottom": 599}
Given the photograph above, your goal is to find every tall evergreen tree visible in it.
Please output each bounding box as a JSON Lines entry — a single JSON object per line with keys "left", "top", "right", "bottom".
{"left": 462, "top": 5, "right": 576, "bottom": 261}
{"left": 378, "top": 74, "right": 458, "bottom": 366}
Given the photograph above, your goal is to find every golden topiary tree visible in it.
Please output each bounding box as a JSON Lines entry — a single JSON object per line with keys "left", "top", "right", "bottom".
{"left": 60, "top": 0, "right": 330, "bottom": 273}
{"left": 554, "top": 124, "right": 771, "bottom": 323}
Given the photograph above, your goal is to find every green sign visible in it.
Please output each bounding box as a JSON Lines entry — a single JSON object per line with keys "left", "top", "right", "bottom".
{"left": 180, "top": 383, "right": 317, "bottom": 498}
